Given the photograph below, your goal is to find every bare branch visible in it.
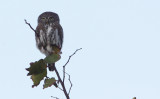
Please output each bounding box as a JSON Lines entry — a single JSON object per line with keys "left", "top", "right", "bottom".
{"left": 65, "top": 72, "right": 72, "bottom": 95}
{"left": 51, "top": 96, "right": 59, "bottom": 99}
{"left": 63, "top": 66, "right": 65, "bottom": 83}
{"left": 63, "top": 48, "right": 82, "bottom": 68}
{"left": 54, "top": 48, "right": 82, "bottom": 99}
{"left": 55, "top": 66, "right": 70, "bottom": 99}
{"left": 24, "top": 19, "right": 36, "bottom": 33}
{"left": 63, "top": 48, "right": 82, "bottom": 83}
{"left": 58, "top": 86, "right": 63, "bottom": 91}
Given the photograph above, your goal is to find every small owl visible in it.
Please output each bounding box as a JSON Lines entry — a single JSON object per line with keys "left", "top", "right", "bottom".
{"left": 35, "top": 12, "right": 63, "bottom": 71}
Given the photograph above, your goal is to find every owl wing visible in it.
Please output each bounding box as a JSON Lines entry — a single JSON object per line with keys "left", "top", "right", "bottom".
{"left": 35, "top": 24, "right": 46, "bottom": 49}
{"left": 36, "top": 23, "right": 44, "bottom": 37}
{"left": 50, "top": 22, "right": 63, "bottom": 49}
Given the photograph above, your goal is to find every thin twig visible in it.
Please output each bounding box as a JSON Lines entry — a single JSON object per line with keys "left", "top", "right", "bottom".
{"left": 58, "top": 87, "right": 63, "bottom": 91}
{"left": 63, "top": 66, "right": 65, "bottom": 83}
{"left": 65, "top": 72, "right": 72, "bottom": 95}
{"left": 63, "top": 48, "right": 82, "bottom": 83}
{"left": 55, "top": 48, "right": 82, "bottom": 99}
{"left": 55, "top": 66, "right": 70, "bottom": 99}
{"left": 51, "top": 96, "right": 59, "bottom": 99}
{"left": 24, "top": 19, "right": 36, "bottom": 33}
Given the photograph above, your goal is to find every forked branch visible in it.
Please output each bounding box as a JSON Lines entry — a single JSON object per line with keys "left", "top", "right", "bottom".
{"left": 55, "top": 48, "right": 82, "bottom": 99}
{"left": 63, "top": 48, "right": 82, "bottom": 83}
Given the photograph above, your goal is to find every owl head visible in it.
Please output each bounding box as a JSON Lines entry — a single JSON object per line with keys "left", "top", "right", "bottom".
{"left": 38, "top": 11, "right": 60, "bottom": 25}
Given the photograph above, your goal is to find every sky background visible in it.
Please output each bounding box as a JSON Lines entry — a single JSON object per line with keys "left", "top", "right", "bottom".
{"left": 0, "top": 0, "right": 160, "bottom": 99}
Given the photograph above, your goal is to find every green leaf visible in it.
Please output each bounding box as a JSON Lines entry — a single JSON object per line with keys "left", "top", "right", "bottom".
{"left": 31, "top": 69, "right": 47, "bottom": 88}
{"left": 26, "top": 59, "right": 47, "bottom": 75}
{"left": 43, "top": 78, "right": 56, "bottom": 89}
{"left": 44, "top": 53, "right": 61, "bottom": 64}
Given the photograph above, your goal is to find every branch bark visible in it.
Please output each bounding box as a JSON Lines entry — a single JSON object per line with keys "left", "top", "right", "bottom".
{"left": 55, "top": 66, "right": 70, "bottom": 99}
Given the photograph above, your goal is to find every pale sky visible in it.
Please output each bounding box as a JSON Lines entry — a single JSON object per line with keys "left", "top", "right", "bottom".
{"left": 0, "top": 0, "right": 160, "bottom": 99}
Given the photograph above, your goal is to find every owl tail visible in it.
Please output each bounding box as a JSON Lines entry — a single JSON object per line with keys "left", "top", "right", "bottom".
{"left": 48, "top": 63, "right": 55, "bottom": 71}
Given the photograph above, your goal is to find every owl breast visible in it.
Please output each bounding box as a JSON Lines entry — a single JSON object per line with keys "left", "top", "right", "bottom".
{"left": 36, "top": 24, "right": 62, "bottom": 56}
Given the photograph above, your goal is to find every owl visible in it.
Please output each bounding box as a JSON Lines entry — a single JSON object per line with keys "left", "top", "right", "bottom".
{"left": 35, "top": 12, "right": 63, "bottom": 71}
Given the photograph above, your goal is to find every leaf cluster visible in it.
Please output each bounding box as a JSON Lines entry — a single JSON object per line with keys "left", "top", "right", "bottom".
{"left": 26, "top": 53, "right": 60, "bottom": 88}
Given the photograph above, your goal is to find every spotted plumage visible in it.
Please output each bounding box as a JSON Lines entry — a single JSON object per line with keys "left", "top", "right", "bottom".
{"left": 35, "top": 12, "right": 63, "bottom": 71}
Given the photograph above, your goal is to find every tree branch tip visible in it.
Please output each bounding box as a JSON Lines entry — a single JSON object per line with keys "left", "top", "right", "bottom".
{"left": 24, "top": 19, "right": 29, "bottom": 24}
{"left": 24, "top": 19, "right": 36, "bottom": 33}
{"left": 51, "top": 96, "right": 59, "bottom": 99}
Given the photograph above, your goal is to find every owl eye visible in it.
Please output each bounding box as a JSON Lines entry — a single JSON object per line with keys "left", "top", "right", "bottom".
{"left": 49, "top": 17, "right": 54, "bottom": 21}
{"left": 41, "top": 17, "right": 46, "bottom": 20}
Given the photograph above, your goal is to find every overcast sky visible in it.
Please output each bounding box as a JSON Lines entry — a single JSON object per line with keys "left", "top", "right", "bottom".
{"left": 0, "top": 0, "right": 160, "bottom": 99}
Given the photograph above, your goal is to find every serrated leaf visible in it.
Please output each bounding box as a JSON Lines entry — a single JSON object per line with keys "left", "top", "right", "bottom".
{"left": 26, "top": 59, "right": 46, "bottom": 75}
{"left": 43, "top": 78, "right": 56, "bottom": 89}
{"left": 44, "top": 53, "right": 61, "bottom": 64}
{"left": 31, "top": 69, "right": 47, "bottom": 88}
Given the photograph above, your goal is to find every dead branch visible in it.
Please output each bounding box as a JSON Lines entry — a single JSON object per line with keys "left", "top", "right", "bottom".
{"left": 65, "top": 72, "right": 72, "bottom": 95}
{"left": 58, "top": 87, "right": 63, "bottom": 91}
{"left": 55, "top": 66, "right": 70, "bottom": 99}
{"left": 24, "top": 19, "right": 36, "bottom": 33}
{"left": 63, "top": 48, "right": 82, "bottom": 83}
{"left": 51, "top": 96, "right": 59, "bottom": 99}
{"left": 55, "top": 48, "right": 82, "bottom": 99}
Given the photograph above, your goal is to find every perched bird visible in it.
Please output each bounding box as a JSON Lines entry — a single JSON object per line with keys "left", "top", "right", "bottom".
{"left": 35, "top": 12, "right": 63, "bottom": 71}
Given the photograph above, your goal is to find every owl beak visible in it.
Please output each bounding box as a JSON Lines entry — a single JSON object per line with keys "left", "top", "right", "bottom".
{"left": 45, "top": 19, "right": 49, "bottom": 24}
